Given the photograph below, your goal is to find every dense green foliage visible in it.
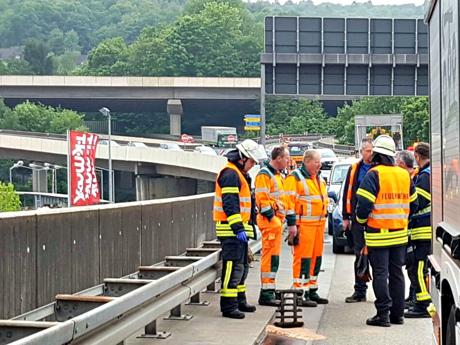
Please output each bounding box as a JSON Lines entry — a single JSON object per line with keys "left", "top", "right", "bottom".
{"left": 0, "top": 0, "right": 187, "bottom": 52}
{"left": 0, "top": 99, "right": 87, "bottom": 134}
{"left": 265, "top": 96, "right": 336, "bottom": 135}
{"left": 0, "top": 182, "right": 21, "bottom": 212}
{"left": 0, "top": 0, "right": 424, "bottom": 76}
{"left": 333, "top": 96, "right": 429, "bottom": 146}
{"left": 80, "top": 1, "right": 263, "bottom": 76}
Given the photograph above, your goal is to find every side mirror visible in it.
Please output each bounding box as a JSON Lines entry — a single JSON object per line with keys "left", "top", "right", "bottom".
{"left": 328, "top": 191, "right": 338, "bottom": 203}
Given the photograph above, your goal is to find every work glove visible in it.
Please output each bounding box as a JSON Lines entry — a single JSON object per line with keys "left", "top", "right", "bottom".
{"left": 236, "top": 231, "right": 248, "bottom": 243}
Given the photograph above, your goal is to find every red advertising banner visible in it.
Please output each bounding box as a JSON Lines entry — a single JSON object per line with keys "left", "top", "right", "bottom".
{"left": 68, "top": 130, "right": 100, "bottom": 206}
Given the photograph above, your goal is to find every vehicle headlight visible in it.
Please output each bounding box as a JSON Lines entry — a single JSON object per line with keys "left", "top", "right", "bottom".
{"left": 327, "top": 197, "right": 336, "bottom": 213}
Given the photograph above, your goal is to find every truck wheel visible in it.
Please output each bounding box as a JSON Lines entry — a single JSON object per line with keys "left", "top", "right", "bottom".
{"left": 445, "top": 305, "right": 456, "bottom": 345}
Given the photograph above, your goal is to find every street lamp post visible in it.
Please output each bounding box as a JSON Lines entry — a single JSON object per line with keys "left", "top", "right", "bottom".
{"left": 99, "top": 107, "right": 113, "bottom": 203}
{"left": 9, "top": 160, "right": 24, "bottom": 184}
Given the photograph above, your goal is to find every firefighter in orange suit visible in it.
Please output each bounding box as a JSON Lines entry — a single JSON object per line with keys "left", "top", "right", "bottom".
{"left": 255, "top": 146, "right": 290, "bottom": 306}
{"left": 285, "top": 149, "right": 329, "bottom": 307}
{"left": 355, "top": 135, "right": 418, "bottom": 327}
{"left": 213, "top": 139, "right": 267, "bottom": 319}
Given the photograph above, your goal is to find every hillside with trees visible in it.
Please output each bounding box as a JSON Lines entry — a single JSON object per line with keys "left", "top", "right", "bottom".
{"left": 0, "top": 0, "right": 425, "bottom": 76}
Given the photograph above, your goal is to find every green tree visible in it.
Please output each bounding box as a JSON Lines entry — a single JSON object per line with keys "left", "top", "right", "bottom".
{"left": 63, "top": 30, "right": 81, "bottom": 52}
{"left": 83, "top": 37, "right": 129, "bottom": 76}
{"left": 54, "top": 51, "right": 80, "bottom": 75}
{"left": 49, "top": 108, "right": 87, "bottom": 133}
{"left": 23, "top": 38, "right": 55, "bottom": 75}
{"left": 1, "top": 59, "right": 34, "bottom": 75}
{"left": 128, "top": 2, "right": 262, "bottom": 77}
{"left": 335, "top": 97, "right": 406, "bottom": 144}
{"left": 0, "top": 182, "right": 21, "bottom": 212}
{"left": 265, "top": 96, "right": 334, "bottom": 135}
{"left": 401, "top": 96, "right": 429, "bottom": 146}
{"left": 48, "top": 28, "right": 66, "bottom": 55}
{"left": 0, "top": 99, "right": 18, "bottom": 129}
{"left": 0, "top": 99, "right": 86, "bottom": 134}
{"left": 334, "top": 96, "right": 429, "bottom": 145}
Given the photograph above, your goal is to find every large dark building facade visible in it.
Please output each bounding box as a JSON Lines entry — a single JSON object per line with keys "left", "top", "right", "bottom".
{"left": 261, "top": 17, "right": 428, "bottom": 105}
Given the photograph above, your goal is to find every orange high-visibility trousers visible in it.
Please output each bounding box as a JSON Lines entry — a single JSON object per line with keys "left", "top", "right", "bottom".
{"left": 258, "top": 215, "right": 283, "bottom": 290}
{"left": 292, "top": 223, "right": 325, "bottom": 291}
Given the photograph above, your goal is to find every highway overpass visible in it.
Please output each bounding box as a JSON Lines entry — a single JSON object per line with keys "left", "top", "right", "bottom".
{"left": 0, "top": 130, "right": 225, "bottom": 201}
{"left": 0, "top": 76, "right": 261, "bottom": 136}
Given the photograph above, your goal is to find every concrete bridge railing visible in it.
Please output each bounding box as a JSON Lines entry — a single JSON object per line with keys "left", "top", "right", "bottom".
{"left": 0, "top": 194, "right": 214, "bottom": 319}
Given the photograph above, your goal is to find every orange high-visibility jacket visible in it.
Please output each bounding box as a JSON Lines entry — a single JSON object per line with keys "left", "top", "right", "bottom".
{"left": 285, "top": 168, "right": 328, "bottom": 226}
{"left": 255, "top": 165, "right": 288, "bottom": 220}
{"left": 345, "top": 162, "right": 359, "bottom": 215}
{"left": 213, "top": 162, "right": 254, "bottom": 238}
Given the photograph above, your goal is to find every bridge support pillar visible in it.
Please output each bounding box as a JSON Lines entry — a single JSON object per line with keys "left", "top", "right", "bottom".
{"left": 167, "top": 99, "right": 183, "bottom": 136}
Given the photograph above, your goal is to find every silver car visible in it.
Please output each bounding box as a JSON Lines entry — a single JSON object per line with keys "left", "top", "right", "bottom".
{"left": 326, "top": 158, "right": 358, "bottom": 235}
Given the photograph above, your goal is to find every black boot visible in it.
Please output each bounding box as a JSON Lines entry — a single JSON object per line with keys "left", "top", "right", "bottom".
{"left": 309, "top": 290, "right": 328, "bottom": 304}
{"left": 238, "top": 292, "right": 256, "bottom": 312}
{"left": 258, "top": 289, "right": 279, "bottom": 307}
{"left": 390, "top": 315, "right": 404, "bottom": 325}
{"left": 300, "top": 292, "right": 317, "bottom": 307}
{"left": 222, "top": 309, "right": 245, "bottom": 319}
{"left": 404, "top": 296, "right": 415, "bottom": 309}
{"left": 404, "top": 304, "right": 430, "bottom": 318}
{"left": 239, "top": 302, "right": 256, "bottom": 312}
{"left": 345, "top": 292, "right": 366, "bottom": 303}
{"left": 366, "top": 314, "right": 391, "bottom": 327}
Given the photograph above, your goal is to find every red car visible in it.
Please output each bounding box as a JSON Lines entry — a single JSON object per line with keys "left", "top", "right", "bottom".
{"left": 180, "top": 134, "right": 195, "bottom": 143}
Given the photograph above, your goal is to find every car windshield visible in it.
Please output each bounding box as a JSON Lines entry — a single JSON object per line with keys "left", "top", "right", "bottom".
{"left": 320, "top": 150, "right": 336, "bottom": 158}
{"left": 331, "top": 164, "right": 350, "bottom": 184}
{"left": 289, "top": 145, "right": 309, "bottom": 155}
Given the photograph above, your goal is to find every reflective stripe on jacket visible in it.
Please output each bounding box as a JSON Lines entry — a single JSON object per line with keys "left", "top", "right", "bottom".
{"left": 255, "top": 166, "right": 288, "bottom": 220}
{"left": 213, "top": 162, "right": 254, "bottom": 238}
{"left": 410, "top": 165, "right": 431, "bottom": 241}
{"left": 357, "top": 165, "right": 415, "bottom": 247}
{"left": 285, "top": 168, "right": 328, "bottom": 226}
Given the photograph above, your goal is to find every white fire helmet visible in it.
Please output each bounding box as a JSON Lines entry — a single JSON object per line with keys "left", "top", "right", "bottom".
{"left": 236, "top": 139, "right": 268, "bottom": 164}
{"left": 373, "top": 135, "right": 396, "bottom": 157}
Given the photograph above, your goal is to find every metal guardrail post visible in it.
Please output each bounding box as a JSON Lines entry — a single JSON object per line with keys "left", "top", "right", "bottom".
{"left": 205, "top": 281, "right": 219, "bottom": 293}
{"left": 164, "top": 305, "right": 193, "bottom": 321}
{"left": 186, "top": 292, "right": 210, "bottom": 306}
{"left": 137, "top": 320, "right": 171, "bottom": 339}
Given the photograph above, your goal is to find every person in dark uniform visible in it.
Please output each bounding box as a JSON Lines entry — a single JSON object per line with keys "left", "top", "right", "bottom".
{"left": 342, "top": 137, "right": 373, "bottom": 303}
{"left": 213, "top": 139, "right": 267, "bottom": 319}
{"left": 405, "top": 142, "right": 432, "bottom": 318}
{"left": 355, "top": 135, "right": 418, "bottom": 327}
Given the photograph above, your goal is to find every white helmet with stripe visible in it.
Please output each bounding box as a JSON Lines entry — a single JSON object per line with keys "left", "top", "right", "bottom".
{"left": 373, "top": 135, "right": 396, "bottom": 157}
{"left": 236, "top": 139, "right": 267, "bottom": 164}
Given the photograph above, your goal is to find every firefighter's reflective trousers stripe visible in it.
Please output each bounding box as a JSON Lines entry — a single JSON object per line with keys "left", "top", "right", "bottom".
{"left": 220, "top": 238, "right": 249, "bottom": 314}
{"left": 258, "top": 214, "right": 283, "bottom": 290}
{"left": 293, "top": 222, "right": 325, "bottom": 291}
{"left": 407, "top": 241, "right": 432, "bottom": 304}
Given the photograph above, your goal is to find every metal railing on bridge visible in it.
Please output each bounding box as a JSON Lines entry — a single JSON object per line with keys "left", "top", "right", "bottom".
{"left": 1, "top": 239, "right": 260, "bottom": 345}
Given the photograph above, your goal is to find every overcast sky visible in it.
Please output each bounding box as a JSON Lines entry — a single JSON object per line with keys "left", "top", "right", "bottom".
{"left": 250, "top": 0, "right": 425, "bottom": 5}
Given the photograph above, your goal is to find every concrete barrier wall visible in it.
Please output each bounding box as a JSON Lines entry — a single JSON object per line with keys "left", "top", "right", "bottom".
{"left": 0, "top": 193, "right": 215, "bottom": 319}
